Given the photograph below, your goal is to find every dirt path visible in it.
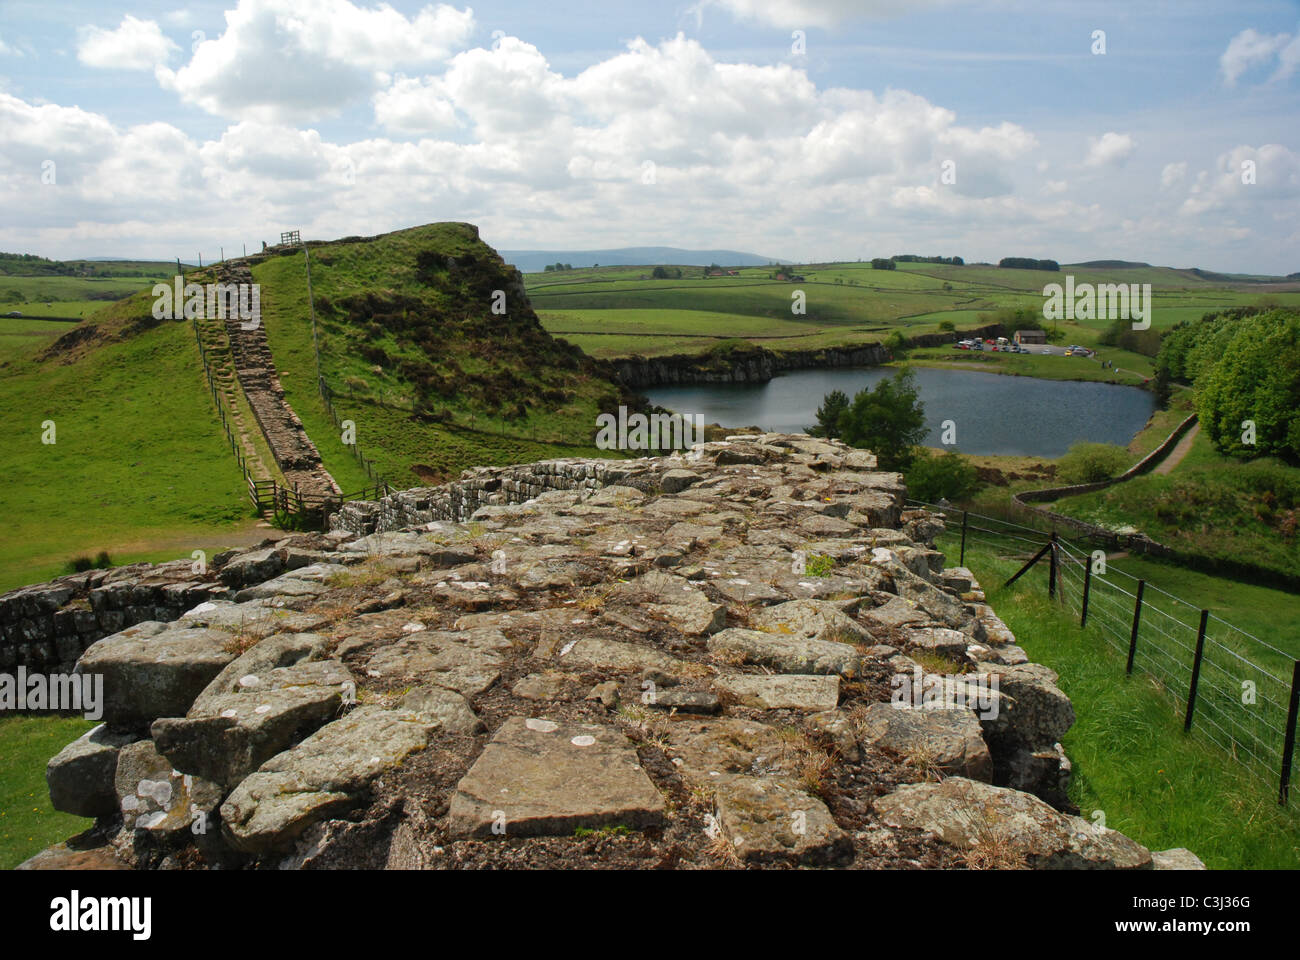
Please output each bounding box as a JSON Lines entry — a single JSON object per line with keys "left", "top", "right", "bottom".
{"left": 1154, "top": 422, "right": 1200, "bottom": 475}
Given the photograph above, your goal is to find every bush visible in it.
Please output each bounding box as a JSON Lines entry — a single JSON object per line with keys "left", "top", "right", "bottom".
{"left": 66, "top": 551, "right": 113, "bottom": 574}
{"left": 1058, "top": 442, "right": 1131, "bottom": 484}
{"left": 938, "top": 320, "right": 955, "bottom": 332}
{"left": 906, "top": 450, "right": 981, "bottom": 503}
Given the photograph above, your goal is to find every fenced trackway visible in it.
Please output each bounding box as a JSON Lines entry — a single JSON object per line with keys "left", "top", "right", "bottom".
{"left": 913, "top": 499, "right": 1300, "bottom": 806}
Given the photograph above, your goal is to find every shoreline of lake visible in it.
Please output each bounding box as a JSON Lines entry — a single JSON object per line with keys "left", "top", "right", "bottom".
{"left": 646, "top": 365, "right": 1157, "bottom": 460}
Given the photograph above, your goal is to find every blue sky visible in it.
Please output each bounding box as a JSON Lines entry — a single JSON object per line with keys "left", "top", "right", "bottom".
{"left": 1, "top": 0, "right": 1297, "bottom": 271}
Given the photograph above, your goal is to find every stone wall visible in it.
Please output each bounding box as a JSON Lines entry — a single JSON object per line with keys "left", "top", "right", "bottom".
{"left": 16, "top": 434, "right": 1202, "bottom": 871}
{"left": 0, "top": 562, "right": 225, "bottom": 675}
{"left": 330, "top": 458, "right": 652, "bottom": 534}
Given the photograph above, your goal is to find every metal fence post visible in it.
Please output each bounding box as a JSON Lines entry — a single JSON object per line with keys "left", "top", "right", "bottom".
{"left": 1048, "top": 531, "right": 1058, "bottom": 599}
{"left": 959, "top": 510, "right": 968, "bottom": 566}
{"left": 1080, "top": 558, "right": 1092, "bottom": 628}
{"left": 1281, "top": 660, "right": 1300, "bottom": 805}
{"left": 1184, "top": 610, "right": 1209, "bottom": 732}
{"left": 1126, "top": 579, "right": 1145, "bottom": 675}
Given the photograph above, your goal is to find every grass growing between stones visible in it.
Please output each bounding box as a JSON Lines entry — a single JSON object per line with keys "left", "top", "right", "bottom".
{"left": 957, "top": 540, "right": 1300, "bottom": 869}
{"left": 0, "top": 715, "right": 97, "bottom": 869}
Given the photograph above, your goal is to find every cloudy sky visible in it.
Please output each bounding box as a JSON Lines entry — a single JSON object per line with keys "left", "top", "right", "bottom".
{"left": 0, "top": 0, "right": 1297, "bottom": 272}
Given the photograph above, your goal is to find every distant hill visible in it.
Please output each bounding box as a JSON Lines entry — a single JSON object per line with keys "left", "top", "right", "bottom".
{"left": 500, "top": 246, "right": 786, "bottom": 272}
{"left": 1068, "top": 260, "right": 1152, "bottom": 269}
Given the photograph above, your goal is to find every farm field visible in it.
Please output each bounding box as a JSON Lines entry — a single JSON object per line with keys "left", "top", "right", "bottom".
{"left": 528, "top": 258, "right": 1300, "bottom": 361}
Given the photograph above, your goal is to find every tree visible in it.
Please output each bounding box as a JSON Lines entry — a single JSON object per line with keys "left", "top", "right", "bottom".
{"left": 832, "top": 367, "right": 928, "bottom": 470}
{"left": 1197, "top": 310, "right": 1300, "bottom": 463}
{"left": 808, "top": 389, "right": 849, "bottom": 438}
{"left": 906, "top": 450, "right": 981, "bottom": 503}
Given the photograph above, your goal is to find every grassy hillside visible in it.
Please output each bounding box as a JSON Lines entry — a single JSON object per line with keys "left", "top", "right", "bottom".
{"left": 0, "top": 715, "right": 97, "bottom": 869}
{"left": 0, "top": 292, "right": 263, "bottom": 591}
{"left": 0, "top": 223, "right": 638, "bottom": 591}
{"left": 1051, "top": 425, "right": 1299, "bottom": 579}
{"left": 253, "top": 223, "right": 631, "bottom": 488}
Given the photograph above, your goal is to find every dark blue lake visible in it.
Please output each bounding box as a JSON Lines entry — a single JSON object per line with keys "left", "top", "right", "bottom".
{"left": 645, "top": 366, "right": 1155, "bottom": 458}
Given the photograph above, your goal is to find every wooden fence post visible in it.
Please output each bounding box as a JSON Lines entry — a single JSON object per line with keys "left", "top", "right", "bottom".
{"left": 1048, "top": 531, "right": 1058, "bottom": 599}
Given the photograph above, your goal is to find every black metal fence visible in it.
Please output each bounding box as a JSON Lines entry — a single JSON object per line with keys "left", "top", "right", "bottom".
{"left": 911, "top": 499, "right": 1300, "bottom": 806}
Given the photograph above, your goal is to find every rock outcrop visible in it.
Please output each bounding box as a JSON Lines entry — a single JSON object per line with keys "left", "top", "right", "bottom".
{"left": 20, "top": 433, "right": 1193, "bottom": 870}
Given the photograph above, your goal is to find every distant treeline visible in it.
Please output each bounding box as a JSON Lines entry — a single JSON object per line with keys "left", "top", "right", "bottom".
{"left": 891, "top": 254, "right": 964, "bottom": 265}
{"left": 998, "top": 257, "right": 1060, "bottom": 271}
{"left": 0, "top": 252, "right": 167, "bottom": 278}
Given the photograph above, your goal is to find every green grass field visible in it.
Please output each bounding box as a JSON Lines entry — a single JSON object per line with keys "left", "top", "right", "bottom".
{"left": 0, "top": 715, "right": 97, "bottom": 869}
{"left": 0, "top": 297, "right": 260, "bottom": 591}
{"left": 951, "top": 537, "right": 1300, "bottom": 869}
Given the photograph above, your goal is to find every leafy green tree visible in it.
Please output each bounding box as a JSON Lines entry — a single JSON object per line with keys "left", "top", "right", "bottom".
{"left": 906, "top": 450, "right": 981, "bottom": 503}
{"left": 1198, "top": 310, "right": 1300, "bottom": 463}
{"left": 834, "top": 367, "right": 928, "bottom": 470}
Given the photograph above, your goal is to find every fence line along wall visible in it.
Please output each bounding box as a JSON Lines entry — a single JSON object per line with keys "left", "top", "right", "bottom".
{"left": 919, "top": 499, "right": 1300, "bottom": 806}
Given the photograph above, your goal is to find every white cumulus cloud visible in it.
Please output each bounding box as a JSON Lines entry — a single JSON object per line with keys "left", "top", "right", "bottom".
{"left": 77, "top": 15, "right": 180, "bottom": 70}
{"left": 1084, "top": 131, "right": 1135, "bottom": 168}
{"left": 156, "top": 0, "right": 475, "bottom": 123}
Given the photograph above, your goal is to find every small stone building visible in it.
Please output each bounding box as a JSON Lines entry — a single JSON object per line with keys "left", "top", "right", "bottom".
{"left": 1014, "top": 329, "right": 1047, "bottom": 345}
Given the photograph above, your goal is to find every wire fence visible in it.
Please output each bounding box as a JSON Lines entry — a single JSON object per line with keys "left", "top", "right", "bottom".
{"left": 909, "top": 498, "right": 1300, "bottom": 806}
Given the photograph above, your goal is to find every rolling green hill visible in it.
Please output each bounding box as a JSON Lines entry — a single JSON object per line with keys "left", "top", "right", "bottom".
{"left": 528, "top": 259, "right": 1300, "bottom": 362}
{"left": 0, "top": 223, "right": 633, "bottom": 590}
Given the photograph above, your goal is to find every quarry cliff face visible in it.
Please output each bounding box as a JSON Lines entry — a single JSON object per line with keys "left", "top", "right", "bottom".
{"left": 17, "top": 434, "right": 1201, "bottom": 870}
